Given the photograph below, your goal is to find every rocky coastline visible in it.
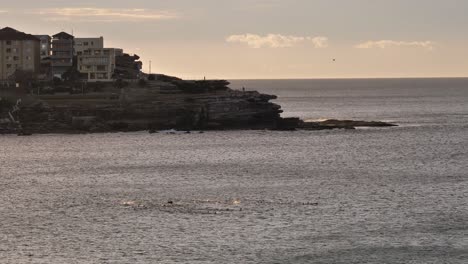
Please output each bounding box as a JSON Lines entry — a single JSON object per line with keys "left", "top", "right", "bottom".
{"left": 0, "top": 76, "right": 397, "bottom": 135}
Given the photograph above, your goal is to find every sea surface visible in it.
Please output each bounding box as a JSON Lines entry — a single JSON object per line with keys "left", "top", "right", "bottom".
{"left": 1, "top": 78, "right": 467, "bottom": 263}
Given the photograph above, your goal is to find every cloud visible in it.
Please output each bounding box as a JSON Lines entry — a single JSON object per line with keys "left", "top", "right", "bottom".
{"left": 226, "top": 34, "right": 329, "bottom": 48}
{"left": 355, "top": 40, "right": 435, "bottom": 50}
{"left": 310, "top": 37, "right": 329, "bottom": 48}
{"left": 31, "top": 8, "right": 179, "bottom": 22}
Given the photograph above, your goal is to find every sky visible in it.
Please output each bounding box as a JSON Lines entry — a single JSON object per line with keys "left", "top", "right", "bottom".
{"left": 1, "top": 0, "right": 468, "bottom": 79}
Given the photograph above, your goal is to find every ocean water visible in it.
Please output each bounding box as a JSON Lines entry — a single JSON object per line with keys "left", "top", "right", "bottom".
{"left": 1, "top": 78, "right": 467, "bottom": 263}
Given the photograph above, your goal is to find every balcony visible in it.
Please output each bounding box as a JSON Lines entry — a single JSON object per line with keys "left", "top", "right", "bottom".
{"left": 51, "top": 59, "right": 73, "bottom": 67}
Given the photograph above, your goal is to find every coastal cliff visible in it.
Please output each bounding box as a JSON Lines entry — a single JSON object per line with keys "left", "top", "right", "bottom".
{"left": 1, "top": 75, "right": 398, "bottom": 135}
{"left": 1, "top": 77, "right": 285, "bottom": 134}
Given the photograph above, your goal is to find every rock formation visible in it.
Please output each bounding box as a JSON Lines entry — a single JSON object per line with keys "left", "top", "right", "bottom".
{"left": 301, "top": 119, "right": 397, "bottom": 130}
{"left": 1, "top": 79, "right": 283, "bottom": 134}
{"left": 0, "top": 76, "right": 398, "bottom": 134}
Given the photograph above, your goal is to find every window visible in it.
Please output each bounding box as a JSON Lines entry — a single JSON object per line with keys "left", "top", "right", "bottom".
{"left": 84, "top": 42, "right": 89, "bottom": 46}
{"left": 6, "top": 48, "right": 11, "bottom": 53}
{"left": 6, "top": 41, "right": 11, "bottom": 45}
{"left": 97, "top": 65, "right": 106, "bottom": 71}
{"left": 6, "top": 56, "right": 10, "bottom": 61}
{"left": 97, "top": 73, "right": 108, "bottom": 79}
{"left": 13, "top": 56, "right": 19, "bottom": 61}
{"left": 26, "top": 56, "right": 31, "bottom": 60}
{"left": 6, "top": 64, "right": 12, "bottom": 69}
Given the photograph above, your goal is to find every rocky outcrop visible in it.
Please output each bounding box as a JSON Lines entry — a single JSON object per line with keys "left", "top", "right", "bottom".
{"left": 6, "top": 79, "right": 284, "bottom": 133}
{"left": 1, "top": 77, "right": 398, "bottom": 134}
{"left": 0, "top": 96, "right": 23, "bottom": 134}
{"left": 301, "top": 119, "right": 397, "bottom": 130}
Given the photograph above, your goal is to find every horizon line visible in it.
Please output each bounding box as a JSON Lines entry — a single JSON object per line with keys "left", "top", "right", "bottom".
{"left": 161, "top": 75, "right": 468, "bottom": 81}
{"left": 225, "top": 76, "right": 468, "bottom": 81}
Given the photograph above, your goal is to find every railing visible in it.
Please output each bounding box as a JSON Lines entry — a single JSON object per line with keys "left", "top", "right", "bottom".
{"left": 0, "top": 80, "right": 15, "bottom": 92}
{"left": 51, "top": 62, "right": 73, "bottom": 67}
{"left": 51, "top": 54, "right": 73, "bottom": 59}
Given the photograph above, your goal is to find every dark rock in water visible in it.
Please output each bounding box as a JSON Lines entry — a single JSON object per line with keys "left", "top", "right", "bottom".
{"left": 319, "top": 119, "right": 398, "bottom": 127}
{"left": 72, "top": 116, "right": 97, "bottom": 131}
{"left": 301, "top": 121, "right": 356, "bottom": 130}
{"left": 17, "top": 131, "right": 32, "bottom": 136}
{"left": 301, "top": 119, "right": 397, "bottom": 130}
{"left": 275, "top": 117, "right": 303, "bottom": 131}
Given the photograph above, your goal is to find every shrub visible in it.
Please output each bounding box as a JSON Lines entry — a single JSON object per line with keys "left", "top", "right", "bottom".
{"left": 0, "top": 97, "right": 15, "bottom": 111}
{"left": 114, "top": 79, "right": 129, "bottom": 89}
{"left": 52, "top": 77, "right": 62, "bottom": 86}
{"left": 138, "top": 79, "right": 147, "bottom": 88}
{"left": 184, "top": 97, "right": 196, "bottom": 103}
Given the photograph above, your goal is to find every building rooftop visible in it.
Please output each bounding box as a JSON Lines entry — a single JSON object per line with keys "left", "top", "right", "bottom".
{"left": 0, "top": 27, "right": 40, "bottom": 41}
{"left": 35, "top": 35, "right": 51, "bottom": 39}
{"left": 52, "top": 32, "right": 74, "bottom": 39}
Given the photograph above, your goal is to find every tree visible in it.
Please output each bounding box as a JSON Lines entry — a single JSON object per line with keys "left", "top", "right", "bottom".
{"left": 11, "top": 70, "right": 35, "bottom": 94}
{"left": 62, "top": 67, "right": 82, "bottom": 83}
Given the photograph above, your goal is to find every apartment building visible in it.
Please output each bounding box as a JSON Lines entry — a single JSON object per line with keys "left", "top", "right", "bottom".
{"left": 35, "top": 35, "right": 52, "bottom": 59}
{"left": 51, "top": 32, "right": 74, "bottom": 78}
{"left": 74, "top": 37, "right": 104, "bottom": 56}
{"left": 115, "top": 48, "right": 124, "bottom": 56}
{"left": 77, "top": 48, "right": 117, "bottom": 82}
{"left": 0, "top": 27, "right": 41, "bottom": 80}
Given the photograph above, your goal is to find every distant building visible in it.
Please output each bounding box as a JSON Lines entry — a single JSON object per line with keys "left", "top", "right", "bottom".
{"left": 34, "top": 35, "right": 52, "bottom": 59}
{"left": 38, "top": 57, "right": 52, "bottom": 81}
{"left": 74, "top": 37, "right": 104, "bottom": 56}
{"left": 51, "top": 32, "right": 74, "bottom": 78}
{"left": 115, "top": 48, "right": 124, "bottom": 56}
{"left": 77, "top": 48, "right": 117, "bottom": 82}
{"left": 0, "top": 27, "right": 41, "bottom": 80}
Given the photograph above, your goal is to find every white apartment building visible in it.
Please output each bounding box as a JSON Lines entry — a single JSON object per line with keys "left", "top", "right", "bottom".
{"left": 77, "top": 48, "right": 117, "bottom": 82}
{"left": 74, "top": 37, "right": 104, "bottom": 56}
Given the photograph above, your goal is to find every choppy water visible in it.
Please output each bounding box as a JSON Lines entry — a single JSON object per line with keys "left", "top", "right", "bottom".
{"left": 1, "top": 78, "right": 467, "bottom": 263}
